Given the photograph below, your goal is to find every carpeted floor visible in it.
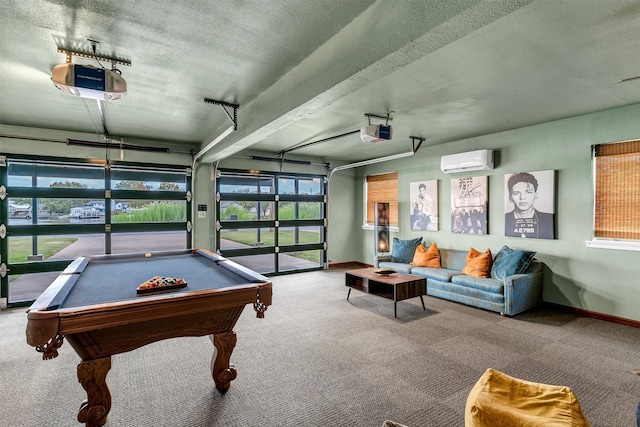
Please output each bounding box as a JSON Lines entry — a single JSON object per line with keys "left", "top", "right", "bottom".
{"left": 1, "top": 268, "right": 639, "bottom": 426}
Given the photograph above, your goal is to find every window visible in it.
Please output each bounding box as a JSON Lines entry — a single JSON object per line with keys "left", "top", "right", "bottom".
{"left": 589, "top": 139, "right": 640, "bottom": 250}
{"left": 217, "top": 170, "right": 326, "bottom": 274}
{"left": 1, "top": 156, "right": 192, "bottom": 307}
{"left": 366, "top": 172, "right": 398, "bottom": 227}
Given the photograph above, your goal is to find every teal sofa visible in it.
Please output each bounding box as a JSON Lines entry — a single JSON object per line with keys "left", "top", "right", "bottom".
{"left": 375, "top": 247, "right": 543, "bottom": 316}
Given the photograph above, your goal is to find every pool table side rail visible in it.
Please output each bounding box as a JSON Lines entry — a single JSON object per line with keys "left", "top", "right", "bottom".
{"left": 197, "top": 249, "right": 270, "bottom": 284}
{"left": 26, "top": 273, "right": 78, "bottom": 313}
{"left": 62, "top": 256, "right": 90, "bottom": 274}
{"left": 217, "top": 259, "right": 269, "bottom": 283}
{"left": 78, "top": 248, "right": 194, "bottom": 263}
{"left": 26, "top": 281, "right": 272, "bottom": 347}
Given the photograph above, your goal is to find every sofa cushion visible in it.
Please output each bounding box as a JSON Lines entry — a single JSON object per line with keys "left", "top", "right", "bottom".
{"left": 429, "top": 279, "right": 505, "bottom": 304}
{"left": 391, "top": 237, "right": 422, "bottom": 263}
{"left": 462, "top": 247, "right": 492, "bottom": 278}
{"left": 410, "top": 242, "right": 441, "bottom": 268}
{"left": 411, "top": 267, "right": 462, "bottom": 282}
{"left": 439, "top": 248, "right": 468, "bottom": 271}
{"left": 452, "top": 275, "right": 504, "bottom": 294}
{"left": 491, "top": 246, "right": 536, "bottom": 280}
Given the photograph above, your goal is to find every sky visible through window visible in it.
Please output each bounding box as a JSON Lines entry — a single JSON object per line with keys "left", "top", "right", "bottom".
{"left": 9, "top": 176, "right": 186, "bottom": 191}
{"left": 220, "top": 178, "right": 321, "bottom": 195}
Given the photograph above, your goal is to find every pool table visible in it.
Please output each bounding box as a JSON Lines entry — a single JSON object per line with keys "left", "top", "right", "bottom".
{"left": 26, "top": 248, "right": 272, "bottom": 427}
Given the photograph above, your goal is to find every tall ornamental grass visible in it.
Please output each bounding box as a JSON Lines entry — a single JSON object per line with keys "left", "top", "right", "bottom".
{"left": 112, "top": 202, "right": 186, "bottom": 223}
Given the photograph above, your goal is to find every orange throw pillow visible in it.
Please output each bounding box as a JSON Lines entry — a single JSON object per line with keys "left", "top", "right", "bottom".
{"left": 462, "top": 247, "right": 492, "bottom": 278}
{"left": 411, "top": 242, "right": 441, "bottom": 268}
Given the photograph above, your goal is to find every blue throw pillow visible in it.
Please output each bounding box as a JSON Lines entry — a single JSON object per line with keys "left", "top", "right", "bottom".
{"left": 391, "top": 237, "right": 422, "bottom": 263}
{"left": 490, "top": 246, "right": 536, "bottom": 280}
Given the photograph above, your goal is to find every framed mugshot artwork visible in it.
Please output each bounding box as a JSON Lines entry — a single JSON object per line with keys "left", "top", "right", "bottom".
{"left": 504, "top": 170, "right": 555, "bottom": 239}
{"left": 450, "top": 176, "right": 488, "bottom": 234}
{"left": 410, "top": 180, "right": 438, "bottom": 231}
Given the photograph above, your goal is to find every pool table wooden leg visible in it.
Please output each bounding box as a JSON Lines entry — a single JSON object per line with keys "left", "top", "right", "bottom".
{"left": 210, "top": 332, "right": 238, "bottom": 393}
{"left": 76, "top": 356, "right": 112, "bottom": 427}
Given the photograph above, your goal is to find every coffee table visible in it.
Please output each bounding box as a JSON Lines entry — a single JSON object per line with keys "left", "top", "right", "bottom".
{"left": 345, "top": 268, "right": 426, "bottom": 318}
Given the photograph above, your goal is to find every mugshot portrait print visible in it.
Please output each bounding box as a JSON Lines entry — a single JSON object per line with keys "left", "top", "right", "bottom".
{"left": 504, "top": 170, "right": 555, "bottom": 239}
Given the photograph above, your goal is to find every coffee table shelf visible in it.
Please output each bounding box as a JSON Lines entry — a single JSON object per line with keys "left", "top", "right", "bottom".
{"left": 345, "top": 269, "right": 426, "bottom": 318}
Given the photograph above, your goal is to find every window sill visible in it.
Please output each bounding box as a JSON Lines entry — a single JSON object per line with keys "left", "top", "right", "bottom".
{"left": 362, "top": 224, "right": 399, "bottom": 232}
{"left": 585, "top": 239, "right": 640, "bottom": 252}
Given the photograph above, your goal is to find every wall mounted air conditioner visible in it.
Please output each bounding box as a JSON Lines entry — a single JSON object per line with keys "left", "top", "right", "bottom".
{"left": 440, "top": 149, "right": 494, "bottom": 174}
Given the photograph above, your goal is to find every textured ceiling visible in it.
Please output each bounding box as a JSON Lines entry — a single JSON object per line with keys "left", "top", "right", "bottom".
{"left": 1, "top": 0, "right": 640, "bottom": 164}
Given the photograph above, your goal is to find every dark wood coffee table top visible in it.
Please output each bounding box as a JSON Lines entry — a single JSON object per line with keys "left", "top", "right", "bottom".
{"left": 345, "top": 268, "right": 426, "bottom": 317}
{"left": 345, "top": 268, "right": 424, "bottom": 284}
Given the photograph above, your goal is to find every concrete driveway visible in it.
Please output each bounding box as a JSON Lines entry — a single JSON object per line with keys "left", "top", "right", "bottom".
{"left": 9, "top": 232, "right": 319, "bottom": 303}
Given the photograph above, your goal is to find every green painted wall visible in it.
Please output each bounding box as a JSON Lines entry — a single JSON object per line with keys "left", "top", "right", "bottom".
{"left": 4, "top": 101, "right": 639, "bottom": 322}
{"left": 351, "top": 103, "right": 640, "bottom": 322}
{"left": 326, "top": 168, "right": 360, "bottom": 265}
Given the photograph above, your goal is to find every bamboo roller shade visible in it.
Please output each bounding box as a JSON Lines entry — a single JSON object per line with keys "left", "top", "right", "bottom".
{"left": 367, "top": 172, "right": 398, "bottom": 226}
{"left": 594, "top": 139, "right": 640, "bottom": 240}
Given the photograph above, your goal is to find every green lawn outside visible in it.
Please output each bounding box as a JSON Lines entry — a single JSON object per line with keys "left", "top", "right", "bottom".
{"left": 9, "top": 237, "right": 77, "bottom": 263}
{"left": 221, "top": 229, "right": 321, "bottom": 262}
{"left": 112, "top": 203, "right": 186, "bottom": 222}
{"left": 9, "top": 227, "right": 321, "bottom": 264}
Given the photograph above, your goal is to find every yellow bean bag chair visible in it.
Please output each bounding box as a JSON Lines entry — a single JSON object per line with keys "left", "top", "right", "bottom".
{"left": 466, "top": 369, "right": 590, "bottom": 427}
